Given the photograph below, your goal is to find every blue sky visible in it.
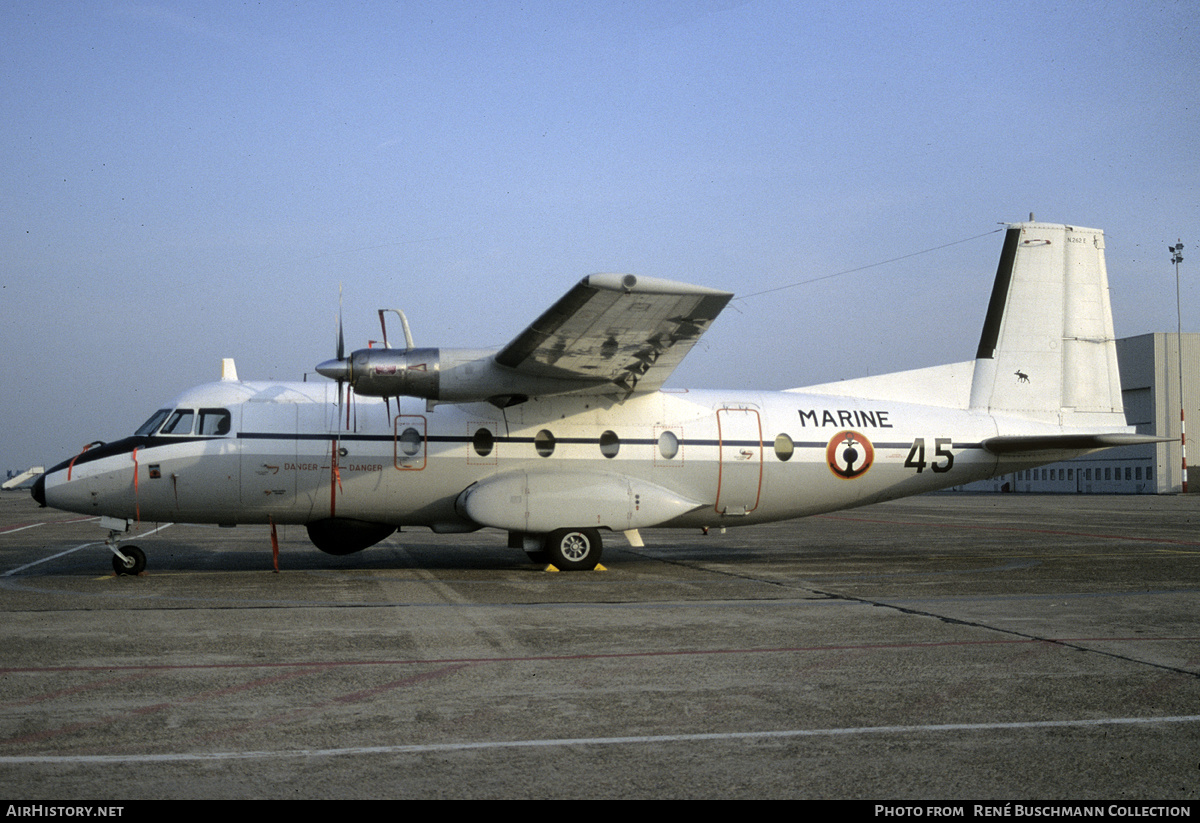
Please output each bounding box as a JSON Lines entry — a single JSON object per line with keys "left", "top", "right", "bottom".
{"left": 3, "top": 1, "right": 1198, "bottom": 470}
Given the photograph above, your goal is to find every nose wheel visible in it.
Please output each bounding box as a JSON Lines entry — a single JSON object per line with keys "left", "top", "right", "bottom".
{"left": 111, "top": 545, "right": 146, "bottom": 576}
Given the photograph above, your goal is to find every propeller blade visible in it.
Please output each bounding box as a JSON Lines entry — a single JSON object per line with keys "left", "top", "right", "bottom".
{"left": 336, "top": 285, "right": 345, "bottom": 362}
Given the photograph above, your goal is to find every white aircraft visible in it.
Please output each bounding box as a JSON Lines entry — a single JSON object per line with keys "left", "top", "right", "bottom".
{"left": 33, "top": 221, "right": 1159, "bottom": 575}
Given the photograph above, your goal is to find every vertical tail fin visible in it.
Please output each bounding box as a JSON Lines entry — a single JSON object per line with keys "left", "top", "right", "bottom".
{"left": 969, "top": 222, "right": 1124, "bottom": 424}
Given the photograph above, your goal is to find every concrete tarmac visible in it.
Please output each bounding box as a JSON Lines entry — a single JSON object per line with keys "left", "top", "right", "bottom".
{"left": 1, "top": 491, "right": 1198, "bottom": 800}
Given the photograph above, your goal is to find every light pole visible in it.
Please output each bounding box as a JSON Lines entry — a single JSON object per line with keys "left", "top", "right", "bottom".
{"left": 1170, "top": 241, "right": 1187, "bottom": 493}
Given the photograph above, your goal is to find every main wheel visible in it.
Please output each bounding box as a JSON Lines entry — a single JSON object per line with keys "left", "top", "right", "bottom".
{"left": 544, "top": 528, "right": 602, "bottom": 571}
{"left": 112, "top": 545, "right": 146, "bottom": 576}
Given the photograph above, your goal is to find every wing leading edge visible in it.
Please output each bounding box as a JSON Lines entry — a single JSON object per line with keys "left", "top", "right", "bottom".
{"left": 494, "top": 274, "right": 733, "bottom": 395}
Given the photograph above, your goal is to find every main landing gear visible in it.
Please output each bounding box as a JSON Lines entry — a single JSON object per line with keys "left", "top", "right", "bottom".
{"left": 542, "top": 528, "right": 602, "bottom": 571}
{"left": 518, "top": 528, "right": 604, "bottom": 570}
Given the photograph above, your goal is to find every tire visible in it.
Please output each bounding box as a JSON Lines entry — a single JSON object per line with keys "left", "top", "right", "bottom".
{"left": 544, "top": 528, "right": 602, "bottom": 571}
{"left": 112, "top": 545, "right": 146, "bottom": 576}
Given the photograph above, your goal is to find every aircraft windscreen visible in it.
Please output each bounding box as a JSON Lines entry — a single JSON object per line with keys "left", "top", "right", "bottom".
{"left": 135, "top": 409, "right": 171, "bottom": 436}
{"left": 160, "top": 410, "right": 195, "bottom": 435}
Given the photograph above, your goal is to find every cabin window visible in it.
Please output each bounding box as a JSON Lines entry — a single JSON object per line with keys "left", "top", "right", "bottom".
{"left": 658, "top": 431, "right": 679, "bottom": 460}
{"left": 136, "top": 409, "right": 171, "bottom": 436}
{"left": 198, "top": 408, "right": 231, "bottom": 436}
{"left": 774, "top": 433, "right": 794, "bottom": 462}
{"left": 599, "top": 430, "right": 620, "bottom": 458}
{"left": 535, "top": 429, "right": 555, "bottom": 457}
{"left": 472, "top": 427, "right": 494, "bottom": 457}
{"left": 160, "top": 409, "right": 195, "bottom": 436}
{"left": 398, "top": 427, "right": 422, "bottom": 456}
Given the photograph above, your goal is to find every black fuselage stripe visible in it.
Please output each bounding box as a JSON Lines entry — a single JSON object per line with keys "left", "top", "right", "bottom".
{"left": 51, "top": 431, "right": 987, "bottom": 469}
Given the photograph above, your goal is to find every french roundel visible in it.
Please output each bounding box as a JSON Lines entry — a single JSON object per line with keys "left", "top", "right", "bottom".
{"left": 826, "top": 430, "right": 874, "bottom": 479}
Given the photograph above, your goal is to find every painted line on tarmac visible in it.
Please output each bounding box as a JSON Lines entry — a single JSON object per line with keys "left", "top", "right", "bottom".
{"left": 3, "top": 714, "right": 1199, "bottom": 764}
{"left": 4, "top": 636, "right": 1199, "bottom": 676}
{"left": 2, "top": 523, "right": 175, "bottom": 577}
{"left": 0, "top": 515, "right": 96, "bottom": 535}
{"left": 0, "top": 522, "right": 46, "bottom": 535}
{"left": 3, "top": 541, "right": 106, "bottom": 577}
{"left": 819, "top": 513, "right": 1200, "bottom": 547}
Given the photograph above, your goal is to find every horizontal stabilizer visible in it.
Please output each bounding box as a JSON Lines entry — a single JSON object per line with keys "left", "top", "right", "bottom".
{"left": 981, "top": 433, "right": 1172, "bottom": 455}
{"left": 2, "top": 466, "right": 45, "bottom": 490}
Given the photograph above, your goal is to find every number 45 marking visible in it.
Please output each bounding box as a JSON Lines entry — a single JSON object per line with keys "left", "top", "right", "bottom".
{"left": 904, "top": 438, "right": 954, "bottom": 473}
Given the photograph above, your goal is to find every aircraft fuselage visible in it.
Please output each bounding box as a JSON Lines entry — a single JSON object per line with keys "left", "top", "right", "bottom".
{"left": 39, "top": 377, "right": 1057, "bottom": 537}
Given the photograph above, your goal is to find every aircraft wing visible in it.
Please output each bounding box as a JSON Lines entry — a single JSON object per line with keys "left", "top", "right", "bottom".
{"left": 494, "top": 274, "right": 733, "bottom": 395}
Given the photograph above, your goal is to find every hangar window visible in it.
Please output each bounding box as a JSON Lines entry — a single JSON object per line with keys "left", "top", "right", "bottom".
{"left": 136, "top": 409, "right": 171, "bottom": 436}
{"left": 472, "top": 427, "right": 494, "bottom": 457}
{"left": 160, "top": 409, "right": 195, "bottom": 436}
{"left": 658, "top": 431, "right": 679, "bottom": 460}
{"left": 774, "top": 433, "right": 794, "bottom": 462}
{"left": 599, "top": 430, "right": 620, "bottom": 458}
{"left": 198, "top": 408, "right": 231, "bottom": 436}
{"left": 535, "top": 429, "right": 555, "bottom": 457}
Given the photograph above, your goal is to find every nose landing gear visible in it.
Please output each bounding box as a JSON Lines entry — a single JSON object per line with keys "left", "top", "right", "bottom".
{"left": 111, "top": 545, "right": 146, "bottom": 576}
{"left": 101, "top": 519, "right": 147, "bottom": 576}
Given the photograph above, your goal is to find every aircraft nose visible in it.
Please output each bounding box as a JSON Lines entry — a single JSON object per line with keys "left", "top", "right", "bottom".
{"left": 31, "top": 473, "right": 46, "bottom": 507}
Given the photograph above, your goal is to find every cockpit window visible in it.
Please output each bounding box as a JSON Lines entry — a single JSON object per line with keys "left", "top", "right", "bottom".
{"left": 136, "top": 407, "right": 231, "bottom": 437}
{"left": 198, "top": 408, "right": 232, "bottom": 436}
{"left": 160, "top": 409, "right": 195, "bottom": 436}
{"left": 135, "top": 409, "right": 171, "bottom": 436}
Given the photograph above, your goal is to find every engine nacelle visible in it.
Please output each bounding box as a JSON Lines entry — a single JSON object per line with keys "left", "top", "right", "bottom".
{"left": 346, "top": 347, "right": 441, "bottom": 398}
{"left": 317, "top": 346, "right": 605, "bottom": 406}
